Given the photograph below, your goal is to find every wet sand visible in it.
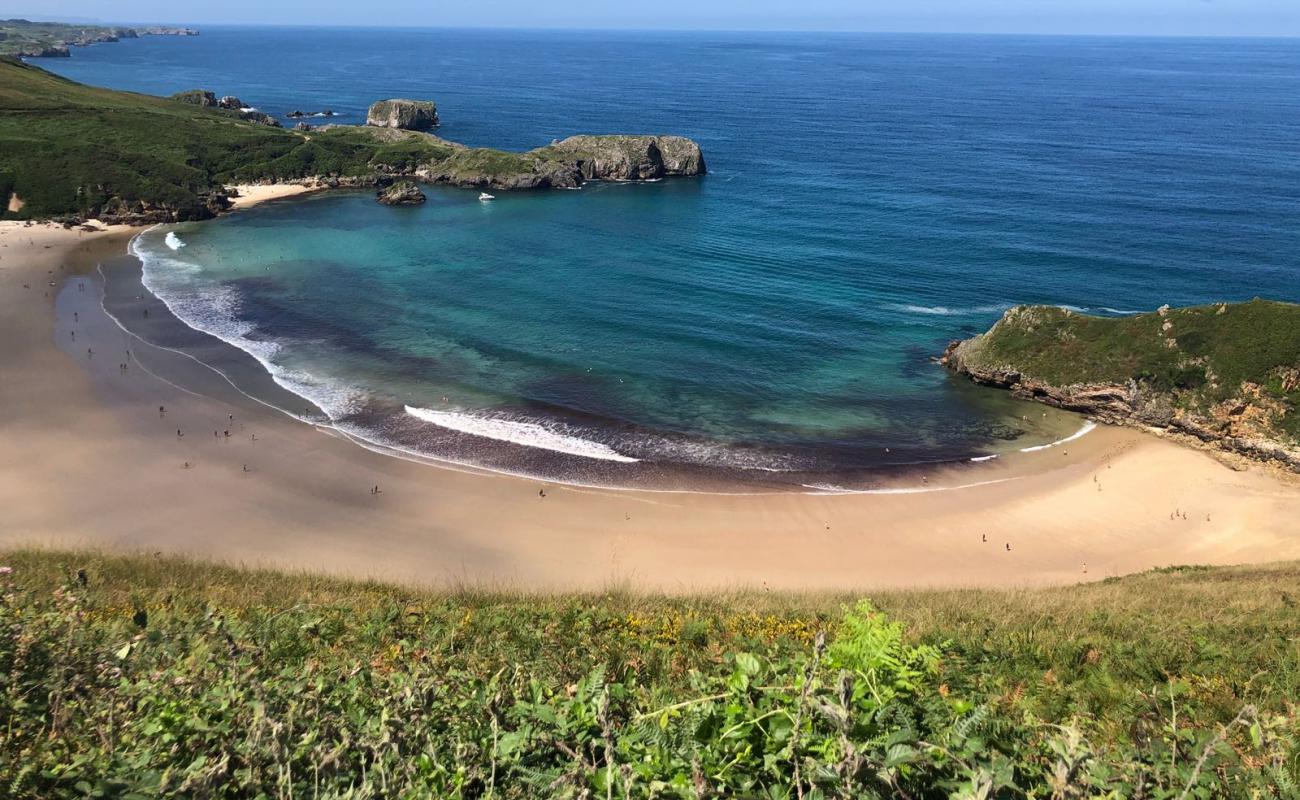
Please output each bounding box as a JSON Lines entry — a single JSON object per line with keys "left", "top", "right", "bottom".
{"left": 2, "top": 218, "right": 1299, "bottom": 591}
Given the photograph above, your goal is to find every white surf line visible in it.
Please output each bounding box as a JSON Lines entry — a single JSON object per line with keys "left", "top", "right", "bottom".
{"left": 110, "top": 232, "right": 1035, "bottom": 499}
{"left": 802, "top": 475, "right": 1022, "bottom": 496}
{"left": 405, "top": 405, "right": 640, "bottom": 464}
{"left": 97, "top": 261, "right": 315, "bottom": 423}
{"left": 1018, "top": 421, "right": 1097, "bottom": 453}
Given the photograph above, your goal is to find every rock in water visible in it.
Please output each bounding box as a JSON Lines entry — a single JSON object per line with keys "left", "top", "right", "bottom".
{"left": 376, "top": 181, "right": 426, "bottom": 206}
{"left": 546, "top": 135, "right": 707, "bottom": 181}
{"left": 218, "top": 95, "right": 245, "bottom": 110}
{"left": 367, "top": 99, "right": 439, "bottom": 131}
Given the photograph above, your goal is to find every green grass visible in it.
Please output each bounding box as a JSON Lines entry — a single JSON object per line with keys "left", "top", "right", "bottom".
{"left": 0, "top": 59, "right": 566, "bottom": 221}
{"left": 955, "top": 300, "right": 1300, "bottom": 443}
{"left": 2, "top": 548, "right": 1297, "bottom": 797}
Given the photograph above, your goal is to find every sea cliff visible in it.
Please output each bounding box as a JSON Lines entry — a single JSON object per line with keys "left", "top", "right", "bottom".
{"left": 941, "top": 301, "right": 1300, "bottom": 471}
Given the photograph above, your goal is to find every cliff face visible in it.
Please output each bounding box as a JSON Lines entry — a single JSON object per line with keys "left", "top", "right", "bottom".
{"left": 366, "top": 99, "right": 439, "bottom": 131}
{"left": 941, "top": 303, "right": 1300, "bottom": 471}
{"left": 543, "top": 135, "right": 707, "bottom": 181}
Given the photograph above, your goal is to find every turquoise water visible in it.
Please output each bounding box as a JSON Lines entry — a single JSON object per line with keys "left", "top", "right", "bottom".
{"left": 53, "top": 30, "right": 1300, "bottom": 487}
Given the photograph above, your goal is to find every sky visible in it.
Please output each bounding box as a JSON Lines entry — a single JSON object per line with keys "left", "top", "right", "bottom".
{"left": 4, "top": 0, "right": 1299, "bottom": 37}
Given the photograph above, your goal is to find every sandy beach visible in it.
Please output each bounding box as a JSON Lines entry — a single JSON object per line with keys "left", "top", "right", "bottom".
{"left": 226, "top": 183, "right": 324, "bottom": 210}
{"left": 2, "top": 215, "right": 1299, "bottom": 591}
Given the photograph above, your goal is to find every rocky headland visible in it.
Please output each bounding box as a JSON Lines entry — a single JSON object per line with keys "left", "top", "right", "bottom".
{"left": 0, "top": 19, "right": 197, "bottom": 58}
{"left": 0, "top": 58, "right": 707, "bottom": 225}
{"left": 941, "top": 301, "right": 1300, "bottom": 471}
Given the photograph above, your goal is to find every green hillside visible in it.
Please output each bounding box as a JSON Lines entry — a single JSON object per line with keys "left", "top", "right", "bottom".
{"left": 2, "top": 549, "right": 1296, "bottom": 797}
{"left": 0, "top": 57, "right": 455, "bottom": 221}
{"left": 944, "top": 300, "right": 1300, "bottom": 452}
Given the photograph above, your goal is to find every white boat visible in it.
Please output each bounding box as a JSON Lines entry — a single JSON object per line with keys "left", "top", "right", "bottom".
{"left": 479, "top": 192, "right": 496, "bottom": 201}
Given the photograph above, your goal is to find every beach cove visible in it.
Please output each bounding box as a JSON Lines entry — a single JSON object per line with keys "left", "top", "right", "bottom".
{"left": 3, "top": 214, "right": 1299, "bottom": 591}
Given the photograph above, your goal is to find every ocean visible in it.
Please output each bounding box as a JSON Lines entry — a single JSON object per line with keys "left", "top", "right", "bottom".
{"left": 45, "top": 28, "right": 1300, "bottom": 489}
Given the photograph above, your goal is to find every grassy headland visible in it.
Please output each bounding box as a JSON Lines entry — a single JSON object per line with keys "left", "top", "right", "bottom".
{"left": 943, "top": 300, "right": 1300, "bottom": 469}
{"left": 2, "top": 549, "right": 1296, "bottom": 797}
{"left": 0, "top": 58, "right": 704, "bottom": 223}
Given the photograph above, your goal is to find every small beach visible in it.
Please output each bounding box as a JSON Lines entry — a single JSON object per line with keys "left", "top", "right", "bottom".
{"left": 2, "top": 219, "right": 1299, "bottom": 591}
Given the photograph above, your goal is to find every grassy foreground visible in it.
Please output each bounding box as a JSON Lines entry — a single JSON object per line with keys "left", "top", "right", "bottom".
{"left": 2, "top": 551, "right": 1297, "bottom": 797}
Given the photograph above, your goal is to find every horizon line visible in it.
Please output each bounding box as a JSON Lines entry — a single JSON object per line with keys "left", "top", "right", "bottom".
{"left": 17, "top": 18, "right": 1300, "bottom": 40}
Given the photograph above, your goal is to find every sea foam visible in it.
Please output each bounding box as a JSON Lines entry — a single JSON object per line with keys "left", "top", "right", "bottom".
{"left": 164, "top": 232, "right": 186, "bottom": 250}
{"left": 132, "top": 230, "right": 363, "bottom": 420}
{"left": 404, "top": 406, "right": 640, "bottom": 463}
{"left": 1018, "top": 421, "right": 1097, "bottom": 453}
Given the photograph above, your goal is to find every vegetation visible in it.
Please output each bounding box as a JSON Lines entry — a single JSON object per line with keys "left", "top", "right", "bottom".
{"left": 2, "top": 549, "right": 1297, "bottom": 797}
{"left": 0, "top": 58, "right": 697, "bottom": 222}
{"left": 949, "top": 300, "right": 1300, "bottom": 445}
{"left": 0, "top": 58, "right": 460, "bottom": 221}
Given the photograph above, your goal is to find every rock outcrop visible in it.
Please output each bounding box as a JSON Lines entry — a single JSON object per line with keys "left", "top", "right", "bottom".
{"left": 376, "top": 180, "right": 426, "bottom": 206}
{"left": 367, "top": 99, "right": 439, "bottom": 131}
{"left": 171, "top": 89, "right": 217, "bottom": 107}
{"left": 544, "top": 135, "right": 707, "bottom": 181}
{"left": 941, "top": 303, "right": 1300, "bottom": 472}
{"left": 171, "top": 90, "right": 280, "bottom": 126}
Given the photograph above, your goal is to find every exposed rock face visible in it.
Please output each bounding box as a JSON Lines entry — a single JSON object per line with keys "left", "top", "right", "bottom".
{"left": 171, "top": 90, "right": 279, "bottom": 126}
{"left": 545, "top": 135, "right": 706, "bottom": 181}
{"left": 238, "top": 110, "right": 281, "bottom": 128}
{"left": 376, "top": 180, "right": 426, "bottom": 206}
{"left": 367, "top": 99, "right": 439, "bottom": 131}
{"left": 94, "top": 191, "right": 230, "bottom": 225}
{"left": 172, "top": 89, "right": 217, "bottom": 107}
{"left": 940, "top": 305, "right": 1300, "bottom": 472}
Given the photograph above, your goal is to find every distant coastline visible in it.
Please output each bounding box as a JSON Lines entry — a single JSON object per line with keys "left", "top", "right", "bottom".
{"left": 0, "top": 18, "right": 197, "bottom": 59}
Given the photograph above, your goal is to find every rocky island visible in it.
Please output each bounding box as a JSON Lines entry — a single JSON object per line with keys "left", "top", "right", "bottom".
{"left": 941, "top": 301, "right": 1300, "bottom": 471}
{"left": 0, "top": 58, "right": 706, "bottom": 223}
{"left": 367, "top": 99, "right": 439, "bottom": 131}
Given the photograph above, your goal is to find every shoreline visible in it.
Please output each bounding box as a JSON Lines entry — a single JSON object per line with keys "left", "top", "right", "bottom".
{"left": 226, "top": 183, "right": 328, "bottom": 211}
{"left": 127, "top": 214, "right": 1096, "bottom": 494}
{"left": 3, "top": 222, "right": 1300, "bottom": 591}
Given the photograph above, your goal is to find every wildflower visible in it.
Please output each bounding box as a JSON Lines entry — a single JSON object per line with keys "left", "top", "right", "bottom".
{"left": 0, "top": 566, "right": 11, "bottom": 574}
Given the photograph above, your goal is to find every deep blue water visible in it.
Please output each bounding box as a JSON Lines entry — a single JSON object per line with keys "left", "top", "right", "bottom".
{"left": 45, "top": 29, "right": 1300, "bottom": 488}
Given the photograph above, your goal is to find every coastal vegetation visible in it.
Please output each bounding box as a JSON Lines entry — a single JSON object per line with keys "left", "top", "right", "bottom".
{"left": 2, "top": 549, "right": 1297, "bottom": 797}
{"left": 943, "top": 300, "right": 1300, "bottom": 470}
{"left": 0, "top": 57, "right": 704, "bottom": 224}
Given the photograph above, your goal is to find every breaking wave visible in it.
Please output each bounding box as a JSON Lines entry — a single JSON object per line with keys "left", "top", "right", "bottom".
{"left": 405, "top": 406, "right": 640, "bottom": 463}
{"left": 1018, "top": 421, "right": 1097, "bottom": 453}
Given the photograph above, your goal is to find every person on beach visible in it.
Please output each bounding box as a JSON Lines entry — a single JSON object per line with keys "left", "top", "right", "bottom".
{"left": 1005, "top": 542, "right": 1011, "bottom": 551}
{"left": 86, "top": 348, "right": 93, "bottom": 357}
{"left": 177, "top": 429, "right": 183, "bottom": 438}
{"left": 159, "top": 405, "right": 165, "bottom": 416}
{"left": 539, "top": 489, "right": 546, "bottom": 498}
